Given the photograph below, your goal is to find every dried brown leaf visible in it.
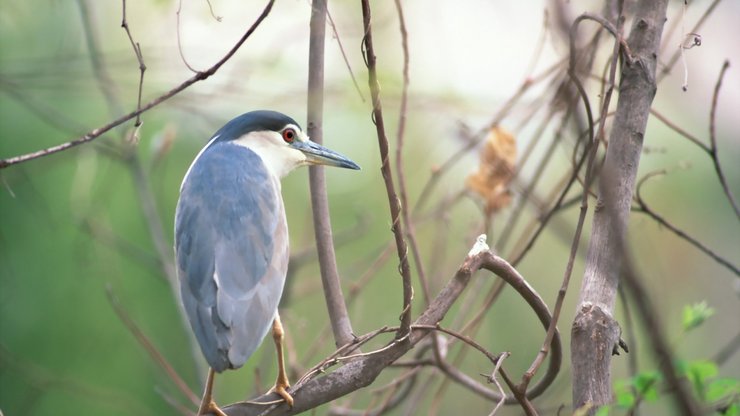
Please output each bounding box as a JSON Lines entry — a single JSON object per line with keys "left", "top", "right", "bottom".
{"left": 465, "top": 126, "right": 517, "bottom": 215}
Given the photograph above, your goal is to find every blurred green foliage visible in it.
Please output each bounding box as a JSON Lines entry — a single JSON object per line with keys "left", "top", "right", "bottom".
{"left": 604, "top": 308, "right": 739, "bottom": 415}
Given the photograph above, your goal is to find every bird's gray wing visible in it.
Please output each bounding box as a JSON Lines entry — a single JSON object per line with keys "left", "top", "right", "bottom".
{"left": 175, "top": 142, "right": 288, "bottom": 371}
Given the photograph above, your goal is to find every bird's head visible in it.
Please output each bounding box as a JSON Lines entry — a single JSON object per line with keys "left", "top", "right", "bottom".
{"left": 212, "top": 110, "right": 360, "bottom": 178}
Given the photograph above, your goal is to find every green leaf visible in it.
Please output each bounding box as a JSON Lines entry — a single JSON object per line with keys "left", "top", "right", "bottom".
{"left": 726, "top": 402, "right": 739, "bottom": 416}
{"left": 615, "top": 380, "right": 636, "bottom": 408}
{"left": 687, "top": 360, "right": 719, "bottom": 398}
{"left": 594, "top": 405, "right": 611, "bottom": 416}
{"left": 633, "top": 371, "right": 661, "bottom": 402}
{"left": 706, "top": 378, "right": 740, "bottom": 403}
{"left": 682, "top": 301, "right": 715, "bottom": 332}
{"left": 690, "top": 360, "right": 719, "bottom": 381}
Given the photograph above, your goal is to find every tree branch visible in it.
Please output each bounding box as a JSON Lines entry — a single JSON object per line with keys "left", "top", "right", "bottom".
{"left": 360, "top": 0, "right": 413, "bottom": 338}
{"left": 306, "top": 0, "right": 356, "bottom": 348}
{"left": 0, "top": 0, "right": 275, "bottom": 169}
{"left": 219, "top": 243, "right": 560, "bottom": 415}
{"left": 708, "top": 60, "right": 739, "bottom": 219}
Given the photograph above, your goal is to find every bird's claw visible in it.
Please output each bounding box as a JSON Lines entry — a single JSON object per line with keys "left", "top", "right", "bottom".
{"left": 198, "top": 400, "right": 228, "bottom": 416}
{"left": 271, "top": 383, "right": 294, "bottom": 408}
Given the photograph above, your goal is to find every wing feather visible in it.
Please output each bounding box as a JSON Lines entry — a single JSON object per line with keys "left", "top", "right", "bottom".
{"left": 175, "top": 142, "right": 288, "bottom": 371}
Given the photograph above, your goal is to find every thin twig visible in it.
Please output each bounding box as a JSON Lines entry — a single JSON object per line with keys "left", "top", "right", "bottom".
{"left": 496, "top": 106, "right": 564, "bottom": 253}
{"left": 425, "top": 277, "right": 507, "bottom": 412}
{"left": 650, "top": 108, "right": 709, "bottom": 153}
{"left": 176, "top": 0, "right": 200, "bottom": 73}
{"left": 411, "top": 325, "right": 500, "bottom": 368}
{"left": 522, "top": 9, "right": 625, "bottom": 392}
{"left": 360, "top": 0, "right": 414, "bottom": 338}
{"left": 106, "top": 286, "right": 200, "bottom": 406}
{"left": 713, "top": 330, "right": 740, "bottom": 366}
{"left": 121, "top": 0, "right": 146, "bottom": 130}
{"left": 522, "top": 9, "right": 550, "bottom": 79}
{"left": 412, "top": 59, "right": 565, "bottom": 216}
{"left": 325, "top": 6, "right": 365, "bottom": 102}
{"left": 634, "top": 171, "right": 740, "bottom": 276}
{"left": 77, "top": 0, "right": 202, "bottom": 378}
{"left": 508, "top": 134, "right": 590, "bottom": 267}
{"left": 156, "top": 386, "right": 197, "bottom": 416}
{"left": 657, "top": 0, "right": 722, "bottom": 83}
{"left": 0, "top": 0, "right": 276, "bottom": 169}
{"left": 77, "top": 0, "right": 123, "bottom": 116}
{"left": 205, "top": 0, "right": 222, "bottom": 22}
{"left": 486, "top": 352, "right": 511, "bottom": 416}
{"left": 303, "top": 242, "right": 393, "bottom": 367}
{"left": 708, "top": 60, "right": 739, "bottom": 219}
{"left": 294, "top": 326, "right": 393, "bottom": 388}
{"left": 300, "top": 243, "right": 394, "bottom": 368}
{"left": 128, "top": 156, "right": 179, "bottom": 284}
{"left": 392, "top": 0, "right": 430, "bottom": 307}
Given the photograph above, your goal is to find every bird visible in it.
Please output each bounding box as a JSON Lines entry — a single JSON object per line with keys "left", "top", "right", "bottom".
{"left": 174, "top": 110, "right": 360, "bottom": 415}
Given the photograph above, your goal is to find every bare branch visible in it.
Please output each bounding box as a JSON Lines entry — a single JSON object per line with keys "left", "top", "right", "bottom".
{"left": 219, "top": 248, "right": 560, "bottom": 415}
{"left": 392, "top": 0, "right": 431, "bottom": 306}
{"left": 325, "top": 7, "right": 365, "bottom": 102}
{"left": 633, "top": 171, "right": 740, "bottom": 277}
{"left": 412, "top": 60, "right": 565, "bottom": 217}
{"left": 106, "top": 286, "right": 199, "bottom": 407}
{"left": 524, "top": 8, "right": 628, "bottom": 393}
{"left": 713, "top": 330, "right": 740, "bottom": 366}
{"left": 486, "top": 352, "right": 511, "bottom": 416}
{"left": 0, "top": 0, "right": 275, "bottom": 169}
{"left": 708, "top": 60, "right": 739, "bottom": 219}
{"left": 306, "top": 0, "right": 356, "bottom": 348}
{"left": 650, "top": 108, "right": 709, "bottom": 153}
{"left": 176, "top": 0, "right": 200, "bottom": 73}
{"left": 360, "top": 0, "right": 413, "bottom": 338}
{"left": 121, "top": 0, "right": 147, "bottom": 130}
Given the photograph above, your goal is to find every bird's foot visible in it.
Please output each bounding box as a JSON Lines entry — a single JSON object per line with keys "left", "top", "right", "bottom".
{"left": 271, "top": 382, "right": 294, "bottom": 408}
{"left": 198, "top": 400, "right": 228, "bottom": 416}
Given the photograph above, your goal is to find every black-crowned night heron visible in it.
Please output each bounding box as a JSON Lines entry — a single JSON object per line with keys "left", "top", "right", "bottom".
{"left": 175, "top": 110, "right": 359, "bottom": 415}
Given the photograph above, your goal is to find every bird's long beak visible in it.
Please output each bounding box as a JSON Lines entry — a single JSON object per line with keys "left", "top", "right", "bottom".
{"left": 293, "top": 140, "right": 360, "bottom": 170}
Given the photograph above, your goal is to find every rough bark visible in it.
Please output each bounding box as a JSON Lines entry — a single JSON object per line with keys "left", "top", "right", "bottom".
{"left": 571, "top": 0, "right": 669, "bottom": 413}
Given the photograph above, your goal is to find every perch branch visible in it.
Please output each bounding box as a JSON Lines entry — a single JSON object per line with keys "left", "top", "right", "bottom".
{"left": 219, "top": 244, "right": 560, "bottom": 415}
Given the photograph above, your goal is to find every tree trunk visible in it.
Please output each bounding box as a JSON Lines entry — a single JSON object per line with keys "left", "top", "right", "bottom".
{"left": 571, "top": 1, "right": 668, "bottom": 413}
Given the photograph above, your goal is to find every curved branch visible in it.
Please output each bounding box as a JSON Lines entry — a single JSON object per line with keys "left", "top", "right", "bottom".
{"left": 219, "top": 245, "right": 561, "bottom": 415}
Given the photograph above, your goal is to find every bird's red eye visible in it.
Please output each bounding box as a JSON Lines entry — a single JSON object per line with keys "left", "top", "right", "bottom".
{"left": 282, "top": 128, "right": 296, "bottom": 143}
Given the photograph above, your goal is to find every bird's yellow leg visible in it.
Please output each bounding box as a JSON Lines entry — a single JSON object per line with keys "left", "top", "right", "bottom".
{"left": 271, "top": 314, "right": 294, "bottom": 407}
{"left": 197, "top": 368, "right": 228, "bottom": 416}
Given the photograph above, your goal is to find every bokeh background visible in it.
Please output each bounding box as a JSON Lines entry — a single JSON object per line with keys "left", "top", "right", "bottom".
{"left": 1, "top": 1, "right": 738, "bottom": 415}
